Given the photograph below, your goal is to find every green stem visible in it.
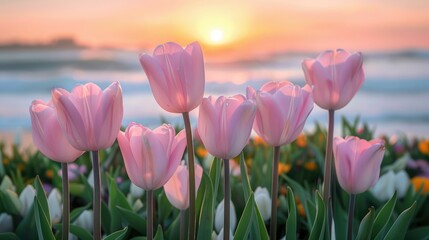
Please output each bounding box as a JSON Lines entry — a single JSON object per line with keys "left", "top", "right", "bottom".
{"left": 147, "top": 190, "right": 154, "bottom": 240}
{"left": 91, "top": 151, "right": 101, "bottom": 240}
{"left": 270, "top": 146, "right": 280, "bottom": 240}
{"left": 223, "top": 159, "right": 230, "bottom": 240}
{"left": 182, "top": 112, "right": 196, "bottom": 240}
{"left": 61, "top": 163, "right": 69, "bottom": 240}
{"left": 180, "top": 210, "right": 185, "bottom": 240}
{"left": 347, "top": 194, "right": 356, "bottom": 240}
{"left": 322, "top": 109, "right": 335, "bottom": 235}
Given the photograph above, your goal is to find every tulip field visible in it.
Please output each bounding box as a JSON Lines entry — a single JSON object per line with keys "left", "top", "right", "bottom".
{"left": 1, "top": 118, "right": 429, "bottom": 239}
{"left": 1, "top": 43, "right": 429, "bottom": 240}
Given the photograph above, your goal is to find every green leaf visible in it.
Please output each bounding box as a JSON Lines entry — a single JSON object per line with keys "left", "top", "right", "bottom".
{"left": 372, "top": 192, "right": 397, "bottom": 239}
{"left": 282, "top": 175, "right": 313, "bottom": 228}
{"left": 384, "top": 202, "right": 417, "bottom": 240}
{"left": 164, "top": 211, "right": 181, "bottom": 240}
{"left": 308, "top": 191, "right": 325, "bottom": 240}
{"left": 356, "top": 207, "right": 375, "bottom": 240}
{"left": 252, "top": 201, "right": 270, "bottom": 240}
{"left": 286, "top": 187, "right": 297, "bottom": 240}
{"left": 240, "top": 152, "right": 252, "bottom": 200}
{"left": 234, "top": 193, "right": 255, "bottom": 240}
{"left": 197, "top": 173, "right": 214, "bottom": 240}
{"left": 34, "top": 196, "right": 55, "bottom": 240}
{"left": 70, "top": 203, "right": 91, "bottom": 223}
{"left": 0, "top": 176, "right": 15, "bottom": 191}
{"left": 16, "top": 203, "right": 37, "bottom": 240}
{"left": 405, "top": 226, "right": 429, "bottom": 240}
{"left": 157, "top": 190, "right": 173, "bottom": 221}
{"left": 107, "top": 174, "right": 132, "bottom": 233}
{"left": 154, "top": 225, "right": 164, "bottom": 240}
{"left": 209, "top": 157, "right": 222, "bottom": 203}
{"left": 103, "top": 227, "right": 128, "bottom": 240}
{"left": 69, "top": 224, "right": 93, "bottom": 240}
{"left": 0, "top": 189, "right": 20, "bottom": 215}
{"left": 116, "top": 206, "right": 146, "bottom": 235}
{"left": 101, "top": 201, "right": 112, "bottom": 235}
{"left": 33, "top": 176, "right": 50, "bottom": 222}
{"left": 0, "top": 233, "right": 20, "bottom": 240}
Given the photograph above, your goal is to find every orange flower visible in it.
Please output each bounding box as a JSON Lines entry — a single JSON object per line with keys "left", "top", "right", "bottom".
{"left": 278, "top": 162, "right": 291, "bottom": 175}
{"left": 418, "top": 140, "right": 429, "bottom": 155}
{"left": 2, "top": 158, "right": 10, "bottom": 166}
{"left": 253, "top": 136, "right": 268, "bottom": 147}
{"left": 296, "top": 134, "right": 307, "bottom": 148}
{"left": 279, "top": 186, "right": 288, "bottom": 195}
{"left": 304, "top": 161, "right": 318, "bottom": 171}
{"left": 297, "top": 203, "right": 305, "bottom": 218}
{"left": 45, "top": 169, "right": 54, "bottom": 179}
{"left": 411, "top": 176, "right": 429, "bottom": 194}
{"left": 196, "top": 146, "right": 208, "bottom": 158}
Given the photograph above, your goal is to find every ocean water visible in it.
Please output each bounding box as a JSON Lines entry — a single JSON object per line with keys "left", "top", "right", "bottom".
{"left": 0, "top": 48, "right": 429, "bottom": 141}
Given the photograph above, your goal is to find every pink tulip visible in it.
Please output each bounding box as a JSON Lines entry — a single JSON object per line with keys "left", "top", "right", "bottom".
{"left": 139, "top": 42, "right": 205, "bottom": 113}
{"left": 164, "top": 161, "right": 203, "bottom": 210}
{"left": 198, "top": 95, "right": 256, "bottom": 160}
{"left": 117, "top": 123, "right": 186, "bottom": 190}
{"left": 247, "top": 81, "right": 314, "bottom": 146}
{"left": 302, "top": 49, "right": 364, "bottom": 110}
{"left": 333, "top": 136, "right": 385, "bottom": 194}
{"left": 30, "top": 100, "right": 84, "bottom": 162}
{"left": 51, "top": 82, "right": 123, "bottom": 151}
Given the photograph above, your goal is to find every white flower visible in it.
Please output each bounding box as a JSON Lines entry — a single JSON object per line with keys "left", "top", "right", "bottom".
{"left": 48, "top": 188, "right": 62, "bottom": 224}
{"left": 254, "top": 187, "right": 271, "bottom": 221}
{"left": 214, "top": 199, "right": 237, "bottom": 233}
{"left": 129, "top": 182, "right": 144, "bottom": 199}
{"left": 74, "top": 210, "right": 93, "bottom": 233}
{"left": 216, "top": 228, "right": 233, "bottom": 240}
{"left": 371, "top": 170, "right": 410, "bottom": 202}
{"left": 87, "top": 170, "right": 94, "bottom": 189}
{"left": 19, "top": 185, "right": 36, "bottom": 216}
{"left": 394, "top": 170, "right": 410, "bottom": 198}
{"left": 0, "top": 213, "right": 13, "bottom": 232}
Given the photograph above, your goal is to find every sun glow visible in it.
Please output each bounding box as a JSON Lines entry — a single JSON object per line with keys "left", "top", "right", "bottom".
{"left": 210, "top": 29, "right": 224, "bottom": 44}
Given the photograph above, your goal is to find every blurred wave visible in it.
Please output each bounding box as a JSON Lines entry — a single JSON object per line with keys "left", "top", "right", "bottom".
{"left": 1, "top": 47, "right": 428, "bottom": 137}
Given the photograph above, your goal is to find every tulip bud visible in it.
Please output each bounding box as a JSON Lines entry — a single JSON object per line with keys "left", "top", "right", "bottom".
{"left": 19, "top": 185, "right": 36, "bottom": 216}
{"left": 247, "top": 81, "right": 313, "bottom": 147}
{"left": 0, "top": 213, "right": 13, "bottom": 232}
{"left": 254, "top": 187, "right": 271, "bottom": 221}
{"left": 48, "top": 188, "right": 62, "bottom": 224}
{"left": 52, "top": 82, "right": 123, "bottom": 151}
{"left": 198, "top": 95, "right": 256, "bottom": 160}
{"left": 117, "top": 123, "right": 186, "bottom": 191}
{"left": 333, "top": 136, "right": 385, "bottom": 194}
{"left": 214, "top": 199, "right": 237, "bottom": 233}
{"left": 302, "top": 49, "right": 364, "bottom": 110}
{"left": 139, "top": 42, "right": 205, "bottom": 113}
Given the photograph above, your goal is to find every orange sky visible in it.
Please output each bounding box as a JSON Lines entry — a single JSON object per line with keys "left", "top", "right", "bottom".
{"left": 1, "top": 0, "right": 428, "bottom": 59}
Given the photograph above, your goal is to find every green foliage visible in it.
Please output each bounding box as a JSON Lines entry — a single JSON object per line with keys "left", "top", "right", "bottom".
{"left": 1, "top": 116, "right": 429, "bottom": 238}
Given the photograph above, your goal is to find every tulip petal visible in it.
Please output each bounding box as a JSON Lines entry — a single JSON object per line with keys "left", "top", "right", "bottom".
{"left": 228, "top": 100, "right": 256, "bottom": 158}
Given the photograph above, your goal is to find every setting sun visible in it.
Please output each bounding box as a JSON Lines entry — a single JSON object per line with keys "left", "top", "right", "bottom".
{"left": 210, "top": 29, "right": 224, "bottom": 44}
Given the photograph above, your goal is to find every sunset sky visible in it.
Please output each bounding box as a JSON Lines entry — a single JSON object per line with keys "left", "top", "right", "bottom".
{"left": 1, "top": 0, "right": 428, "bottom": 59}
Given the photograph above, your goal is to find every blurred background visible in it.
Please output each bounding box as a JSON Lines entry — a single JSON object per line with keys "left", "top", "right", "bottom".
{"left": 1, "top": 0, "right": 429, "bottom": 150}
